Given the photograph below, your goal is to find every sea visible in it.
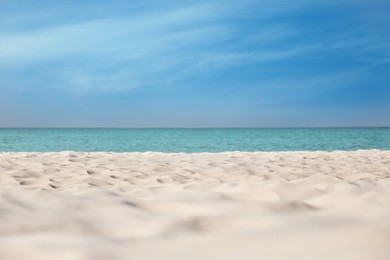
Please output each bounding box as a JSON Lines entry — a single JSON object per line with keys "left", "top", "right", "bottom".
{"left": 0, "top": 128, "right": 389, "bottom": 152}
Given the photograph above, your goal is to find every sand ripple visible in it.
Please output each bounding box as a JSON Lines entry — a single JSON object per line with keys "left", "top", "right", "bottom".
{"left": 0, "top": 151, "right": 390, "bottom": 259}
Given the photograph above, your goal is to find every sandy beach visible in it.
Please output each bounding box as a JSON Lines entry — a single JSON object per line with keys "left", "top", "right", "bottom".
{"left": 0, "top": 150, "right": 389, "bottom": 260}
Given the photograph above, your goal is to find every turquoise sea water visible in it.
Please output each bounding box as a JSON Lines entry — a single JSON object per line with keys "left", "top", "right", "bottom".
{"left": 0, "top": 128, "right": 389, "bottom": 152}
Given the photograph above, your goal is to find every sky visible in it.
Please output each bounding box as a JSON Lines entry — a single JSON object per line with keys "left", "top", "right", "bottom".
{"left": 0, "top": 0, "right": 389, "bottom": 127}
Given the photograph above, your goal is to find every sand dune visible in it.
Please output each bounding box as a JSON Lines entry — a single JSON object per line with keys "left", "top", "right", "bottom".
{"left": 0, "top": 150, "right": 389, "bottom": 259}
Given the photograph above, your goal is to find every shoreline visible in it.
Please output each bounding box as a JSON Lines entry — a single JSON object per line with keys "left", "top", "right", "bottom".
{"left": 0, "top": 148, "right": 387, "bottom": 154}
{"left": 1, "top": 150, "right": 389, "bottom": 259}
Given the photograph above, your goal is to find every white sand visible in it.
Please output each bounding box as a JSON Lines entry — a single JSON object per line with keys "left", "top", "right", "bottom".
{"left": 0, "top": 150, "right": 389, "bottom": 260}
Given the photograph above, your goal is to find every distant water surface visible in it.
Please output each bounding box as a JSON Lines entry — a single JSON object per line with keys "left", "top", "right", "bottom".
{"left": 0, "top": 128, "right": 389, "bottom": 152}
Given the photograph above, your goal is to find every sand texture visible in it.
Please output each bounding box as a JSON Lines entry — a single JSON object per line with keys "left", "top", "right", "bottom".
{"left": 0, "top": 150, "right": 390, "bottom": 260}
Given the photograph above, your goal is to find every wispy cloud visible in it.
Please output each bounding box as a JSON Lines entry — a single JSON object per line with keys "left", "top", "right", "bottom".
{"left": 0, "top": 5, "right": 224, "bottom": 63}
{"left": 0, "top": 3, "right": 234, "bottom": 94}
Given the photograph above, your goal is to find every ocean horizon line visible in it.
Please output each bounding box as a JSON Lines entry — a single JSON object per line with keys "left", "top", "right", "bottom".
{"left": 1, "top": 126, "right": 389, "bottom": 129}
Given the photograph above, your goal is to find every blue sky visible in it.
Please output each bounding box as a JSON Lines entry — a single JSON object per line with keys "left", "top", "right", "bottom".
{"left": 0, "top": 0, "right": 389, "bottom": 127}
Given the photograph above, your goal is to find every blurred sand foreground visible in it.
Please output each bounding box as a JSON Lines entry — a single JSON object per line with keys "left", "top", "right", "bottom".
{"left": 0, "top": 151, "right": 389, "bottom": 260}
